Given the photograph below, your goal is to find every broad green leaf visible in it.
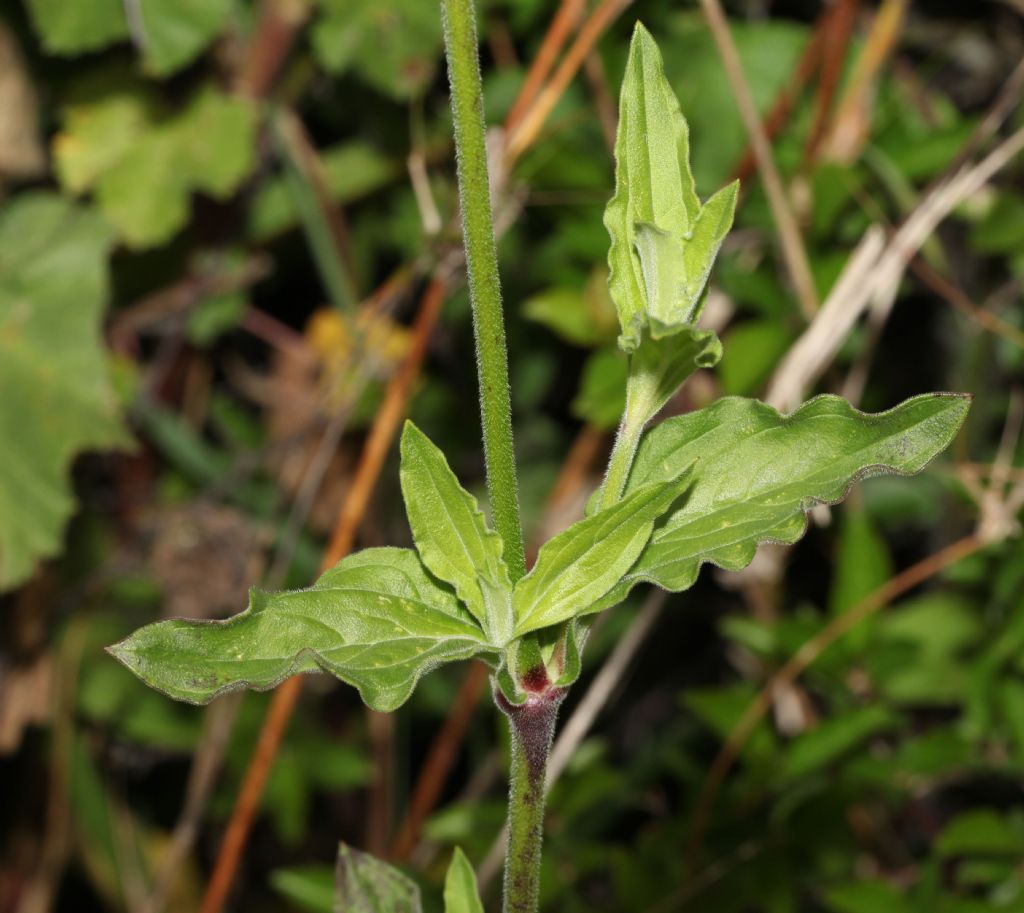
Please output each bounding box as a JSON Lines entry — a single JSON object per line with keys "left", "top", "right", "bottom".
{"left": 604, "top": 23, "right": 738, "bottom": 351}
{"left": 0, "top": 194, "right": 129, "bottom": 590}
{"left": 613, "top": 393, "right": 969, "bottom": 595}
{"left": 443, "top": 848, "right": 484, "bottom": 913}
{"left": 514, "top": 466, "right": 695, "bottom": 635}
{"left": 400, "top": 421, "right": 513, "bottom": 643}
{"left": 24, "top": 0, "right": 229, "bottom": 73}
{"left": 55, "top": 87, "right": 257, "bottom": 248}
{"left": 109, "top": 548, "right": 489, "bottom": 712}
{"left": 335, "top": 843, "right": 422, "bottom": 912}
{"left": 312, "top": 0, "right": 442, "bottom": 100}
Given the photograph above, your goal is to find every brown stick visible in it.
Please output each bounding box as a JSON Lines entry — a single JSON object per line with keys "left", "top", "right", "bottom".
{"left": 506, "top": 0, "right": 633, "bottom": 163}
{"left": 699, "top": 0, "right": 819, "bottom": 320}
{"left": 504, "top": 0, "right": 586, "bottom": 135}
{"left": 686, "top": 533, "right": 984, "bottom": 866}
{"left": 909, "top": 257, "right": 1024, "bottom": 351}
{"left": 730, "top": 12, "right": 827, "bottom": 184}
{"left": 198, "top": 272, "right": 451, "bottom": 913}
{"left": 803, "top": 0, "right": 859, "bottom": 164}
{"left": 234, "top": 0, "right": 310, "bottom": 99}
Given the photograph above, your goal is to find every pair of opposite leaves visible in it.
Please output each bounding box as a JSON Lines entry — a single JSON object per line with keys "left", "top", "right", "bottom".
{"left": 110, "top": 24, "right": 970, "bottom": 711}
{"left": 111, "top": 392, "right": 968, "bottom": 712}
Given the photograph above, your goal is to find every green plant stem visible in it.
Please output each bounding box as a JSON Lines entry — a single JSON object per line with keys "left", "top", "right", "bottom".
{"left": 496, "top": 688, "right": 565, "bottom": 913}
{"left": 441, "top": 0, "right": 526, "bottom": 582}
{"left": 599, "top": 359, "right": 660, "bottom": 509}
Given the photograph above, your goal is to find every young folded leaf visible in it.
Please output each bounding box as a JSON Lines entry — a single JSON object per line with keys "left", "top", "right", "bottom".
{"left": 400, "top": 420, "right": 514, "bottom": 644}
{"left": 444, "top": 847, "right": 485, "bottom": 913}
{"left": 604, "top": 22, "right": 738, "bottom": 351}
{"left": 108, "top": 548, "right": 489, "bottom": 712}
{"left": 514, "top": 463, "right": 695, "bottom": 636}
{"left": 335, "top": 843, "right": 422, "bottom": 912}
{"left": 604, "top": 394, "right": 970, "bottom": 600}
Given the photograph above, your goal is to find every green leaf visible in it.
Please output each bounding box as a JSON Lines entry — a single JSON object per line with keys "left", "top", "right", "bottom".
{"left": 572, "top": 348, "right": 627, "bottom": 431}
{"left": 523, "top": 270, "right": 618, "bottom": 348}
{"left": 270, "top": 865, "right": 334, "bottom": 913}
{"left": 604, "top": 23, "right": 738, "bottom": 351}
{"left": 616, "top": 393, "right": 969, "bottom": 594}
{"left": 514, "top": 466, "right": 695, "bottom": 635}
{"left": 312, "top": 0, "right": 442, "bottom": 100}
{"left": 443, "top": 848, "right": 484, "bottom": 913}
{"left": 780, "top": 706, "right": 899, "bottom": 782}
{"left": 0, "top": 194, "right": 129, "bottom": 590}
{"left": 936, "top": 810, "right": 1024, "bottom": 857}
{"left": 109, "top": 548, "right": 489, "bottom": 712}
{"left": 823, "top": 880, "right": 916, "bottom": 913}
{"left": 335, "top": 843, "right": 422, "bottom": 912}
{"left": 23, "top": 0, "right": 129, "bottom": 55}
{"left": 828, "top": 504, "right": 892, "bottom": 651}
{"left": 718, "top": 319, "right": 794, "bottom": 396}
{"left": 24, "top": 0, "right": 229, "bottom": 73}
{"left": 55, "top": 87, "right": 257, "bottom": 248}
{"left": 136, "top": 0, "right": 233, "bottom": 76}
{"left": 400, "top": 421, "right": 513, "bottom": 643}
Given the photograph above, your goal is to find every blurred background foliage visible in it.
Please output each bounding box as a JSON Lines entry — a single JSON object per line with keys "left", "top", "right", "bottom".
{"left": 2, "top": 0, "right": 1024, "bottom": 911}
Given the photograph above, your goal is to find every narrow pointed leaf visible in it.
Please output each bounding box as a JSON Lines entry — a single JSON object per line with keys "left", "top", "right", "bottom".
{"left": 109, "top": 548, "right": 488, "bottom": 712}
{"left": 617, "top": 394, "right": 969, "bottom": 594}
{"left": 400, "top": 421, "right": 513, "bottom": 642}
{"left": 443, "top": 848, "right": 484, "bottom": 913}
{"left": 679, "top": 180, "right": 738, "bottom": 324}
{"left": 335, "top": 843, "right": 422, "bottom": 912}
{"left": 514, "top": 465, "right": 695, "bottom": 635}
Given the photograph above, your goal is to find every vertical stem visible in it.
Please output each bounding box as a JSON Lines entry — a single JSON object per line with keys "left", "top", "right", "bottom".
{"left": 441, "top": 0, "right": 527, "bottom": 582}
{"left": 495, "top": 688, "right": 565, "bottom": 913}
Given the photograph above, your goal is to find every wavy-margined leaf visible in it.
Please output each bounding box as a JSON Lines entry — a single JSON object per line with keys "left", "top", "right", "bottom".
{"left": 604, "top": 23, "right": 738, "bottom": 351}
{"left": 514, "top": 466, "right": 695, "bottom": 636}
{"left": 443, "top": 848, "right": 484, "bottom": 913}
{"left": 608, "top": 394, "right": 969, "bottom": 598}
{"left": 335, "top": 843, "right": 421, "bottom": 912}
{"left": 400, "top": 421, "right": 513, "bottom": 643}
{"left": 0, "top": 194, "right": 130, "bottom": 590}
{"left": 109, "top": 548, "right": 489, "bottom": 712}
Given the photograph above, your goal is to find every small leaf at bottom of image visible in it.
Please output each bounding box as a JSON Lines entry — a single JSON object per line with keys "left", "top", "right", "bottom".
{"left": 444, "top": 847, "right": 485, "bottom": 913}
{"left": 335, "top": 843, "right": 422, "bottom": 913}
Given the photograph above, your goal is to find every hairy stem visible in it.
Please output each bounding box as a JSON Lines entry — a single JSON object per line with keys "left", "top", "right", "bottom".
{"left": 441, "top": 0, "right": 526, "bottom": 582}
{"left": 495, "top": 687, "right": 565, "bottom": 913}
{"left": 598, "top": 358, "right": 660, "bottom": 509}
